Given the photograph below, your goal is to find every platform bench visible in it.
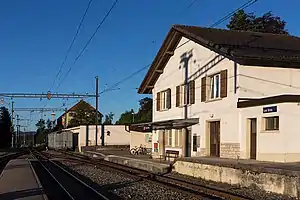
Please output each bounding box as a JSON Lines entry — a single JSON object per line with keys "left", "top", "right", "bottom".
{"left": 160, "top": 150, "right": 179, "bottom": 161}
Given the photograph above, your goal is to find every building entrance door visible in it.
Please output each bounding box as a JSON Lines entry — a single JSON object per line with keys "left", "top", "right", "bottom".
{"left": 210, "top": 121, "right": 220, "bottom": 157}
{"left": 250, "top": 118, "right": 257, "bottom": 160}
{"left": 185, "top": 129, "right": 191, "bottom": 157}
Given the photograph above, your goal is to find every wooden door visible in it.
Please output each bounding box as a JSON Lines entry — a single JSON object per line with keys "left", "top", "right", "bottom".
{"left": 210, "top": 121, "right": 220, "bottom": 157}
{"left": 250, "top": 118, "right": 257, "bottom": 159}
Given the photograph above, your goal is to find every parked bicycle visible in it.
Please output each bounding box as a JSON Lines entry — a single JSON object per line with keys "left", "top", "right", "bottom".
{"left": 130, "top": 145, "right": 148, "bottom": 155}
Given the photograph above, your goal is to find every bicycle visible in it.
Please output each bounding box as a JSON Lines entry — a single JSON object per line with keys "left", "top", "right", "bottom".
{"left": 130, "top": 145, "right": 148, "bottom": 155}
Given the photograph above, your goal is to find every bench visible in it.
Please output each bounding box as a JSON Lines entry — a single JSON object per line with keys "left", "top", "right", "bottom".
{"left": 160, "top": 150, "right": 179, "bottom": 161}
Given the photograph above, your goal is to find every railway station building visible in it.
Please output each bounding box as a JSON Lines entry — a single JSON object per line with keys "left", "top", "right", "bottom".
{"left": 137, "top": 25, "right": 300, "bottom": 162}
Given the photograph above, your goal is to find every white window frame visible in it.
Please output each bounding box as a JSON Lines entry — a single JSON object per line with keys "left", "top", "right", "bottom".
{"left": 264, "top": 116, "right": 279, "bottom": 131}
{"left": 166, "top": 129, "right": 172, "bottom": 146}
{"left": 179, "top": 85, "right": 187, "bottom": 106}
{"left": 161, "top": 90, "right": 168, "bottom": 110}
{"left": 175, "top": 129, "right": 182, "bottom": 147}
{"left": 209, "top": 73, "right": 221, "bottom": 100}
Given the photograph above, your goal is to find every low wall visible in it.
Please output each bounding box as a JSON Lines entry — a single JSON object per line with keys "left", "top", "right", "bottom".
{"left": 174, "top": 160, "right": 300, "bottom": 198}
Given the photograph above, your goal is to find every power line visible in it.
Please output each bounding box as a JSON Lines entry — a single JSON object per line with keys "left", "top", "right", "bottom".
{"left": 176, "top": 0, "right": 258, "bottom": 49}
{"left": 56, "top": 0, "right": 119, "bottom": 91}
{"left": 99, "top": 0, "right": 258, "bottom": 93}
{"left": 50, "top": 0, "right": 93, "bottom": 91}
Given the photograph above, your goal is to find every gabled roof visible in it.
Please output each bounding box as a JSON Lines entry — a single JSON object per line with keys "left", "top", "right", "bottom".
{"left": 57, "top": 100, "right": 101, "bottom": 119}
{"left": 138, "top": 25, "right": 300, "bottom": 94}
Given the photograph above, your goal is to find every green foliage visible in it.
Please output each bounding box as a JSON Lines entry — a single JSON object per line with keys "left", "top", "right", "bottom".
{"left": 68, "top": 101, "right": 102, "bottom": 128}
{"left": 116, "top": 97, "right": 152, "bottom": 124}
{"left": 227, "top": 10, "right": 288, "bottom": 34}
{"left": 115, "top": 109, "right": 134, "bottom": 125}
{"left": 0, "top": 107, "right": 12, "bottom": 148}
{"left": 103, "top": 112, "right": 114, "bottom": 125}
{"left": 35, "top": 119, "right": 46, "bottom": 144}
{"left": 46, "top": 119, "right": 53, "bottom": 130}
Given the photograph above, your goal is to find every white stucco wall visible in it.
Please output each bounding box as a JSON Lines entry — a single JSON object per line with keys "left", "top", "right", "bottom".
{"left": 55, "top": 125, "right": 130, "bottom": 152}
{"left": 150, "top": 35, "right": 300, "bottom": 162}
{"left": 130, "top": 131, "right": 152, "bottom": 150}
{"left": 238, "top": 66, "right": 300, "bottom": 98}
{"left": 152, "top": 37, "right": 239, "bottom": 157}
{"left": 239, "top": 103, "right": 300, "bottom": 162}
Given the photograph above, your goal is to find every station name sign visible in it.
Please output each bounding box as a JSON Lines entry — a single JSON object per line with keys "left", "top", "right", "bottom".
{"left": 263, "top": 106, "right": 277, "bottom": 113}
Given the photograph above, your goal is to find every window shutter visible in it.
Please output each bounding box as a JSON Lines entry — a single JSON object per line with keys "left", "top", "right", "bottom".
{"left": 175, "top": 130, "right": 179, "bottom": 147}
{"left": 201, "top": 77, "right": 206, "bottom": 102}
{"left": 156, "top": 92, "right": 161, "bottom": 111}
{"left": 189, "top": 80, "right": 195, "bottom": 104}
{"left": 221, "top": 69, "right": 228, "bottom": 98}
{"left": 176, "top": 86, "right": 180, "bottom": 107}
{"left": 167, "top": 88, "right": 171, "bottom": 109}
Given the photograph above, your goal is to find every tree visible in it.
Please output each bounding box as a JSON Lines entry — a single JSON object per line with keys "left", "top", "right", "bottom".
{"left": 0, "top": 107, "right": 12, "bottom": 148}
{"left": 135, "top": 97, "right": 152, "bottom": 123}
{"left": 35, "top": 119, "right": 46, "bottom": 144}
{"left": 103, "top": 112, "right": 114, "bottom": 125}
{"left": 68, "top": 101, "right": 102, "bottom": 128}
{"left": 46, "top": 119, "right": 53, "bottom": 130}
{"left": 227, "top": 10, "right": 288, "bottom": 34}
{"left": 115, "top": 109, "right": 135, "bottom": 125}
{"left": 115, "top": 97, "right": 152, "bottom": 124}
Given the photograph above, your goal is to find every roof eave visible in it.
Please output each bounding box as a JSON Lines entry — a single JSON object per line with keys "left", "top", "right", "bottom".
{"left": 138, "top": 27, "right": 182, "bottom": 94}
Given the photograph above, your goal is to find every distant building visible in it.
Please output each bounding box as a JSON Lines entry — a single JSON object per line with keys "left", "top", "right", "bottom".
{"left": 57, "top": 100, "right": 102, "bottom": 128}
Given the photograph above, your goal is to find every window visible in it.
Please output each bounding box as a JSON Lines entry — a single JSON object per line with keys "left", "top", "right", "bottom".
{"left": 164, "top": 129, "right": 172, "bottom": 146}
{"left": 175, "top": 129, "right": 182, "bottom": 147}
{"left": 161, "top": 90, "right": 168, "bottom": 110}
{"left": 192, "top": 135, "right": 200, "bottom": 152}
{"left": 209, "top": 74, "right": 220, "bottom": 99}
{"left": 156, "top": 89, "right": 171, "bottom": 111}
{"left": 176, "top": 80, "right": 195, "bottom": 107}
{"left": 201, "top": 70, "right": 227, "bottom": 102}
{"left": 168, "top": 130, "right": 172, "bottom": 146}
{"left": 179, "top": 85, "right": 187, "bottom": 106}
{"left": 265, "top": 116, "right": 279, "bottom": 130}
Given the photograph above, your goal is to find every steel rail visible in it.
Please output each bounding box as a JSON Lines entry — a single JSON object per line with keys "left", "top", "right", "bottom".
{"left": 31, "top": 150, "right": 110, "bottom": 200}
{"left": 50, "top": 150, "right": 253, "bottom": 200}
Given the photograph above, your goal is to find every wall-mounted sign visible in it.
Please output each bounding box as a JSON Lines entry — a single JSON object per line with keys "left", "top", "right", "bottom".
{"left": 263, "top": 106, "right": 277, "bottom": 113}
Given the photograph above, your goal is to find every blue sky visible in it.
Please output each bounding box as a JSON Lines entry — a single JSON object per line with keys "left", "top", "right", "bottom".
{"left": 0, "top": 0, "right": 299, "bottom": 131}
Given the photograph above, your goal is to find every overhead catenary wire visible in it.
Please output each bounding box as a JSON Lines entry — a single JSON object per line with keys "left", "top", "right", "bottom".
{"left": 55, "top": 0, "right": 119, "bottom": 91}
{"left": 50, "top": 0, "right": 94, "bottom": 92}
{"left": 100, "top": 0, "right": 258, "bottom": 93}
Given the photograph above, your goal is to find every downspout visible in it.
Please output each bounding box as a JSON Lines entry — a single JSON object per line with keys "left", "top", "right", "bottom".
{"left": 234, "top": 62, "right": 237, "bottom": 94}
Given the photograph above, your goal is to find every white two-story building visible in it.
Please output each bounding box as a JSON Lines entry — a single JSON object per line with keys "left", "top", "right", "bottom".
{"left": 138, "top": 25, "right": 300, "bottom": 162}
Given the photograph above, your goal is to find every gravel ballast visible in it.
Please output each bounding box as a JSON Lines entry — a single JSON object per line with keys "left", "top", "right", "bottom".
{"left": 59, "top": 160, "right": 202, "bottom": 200}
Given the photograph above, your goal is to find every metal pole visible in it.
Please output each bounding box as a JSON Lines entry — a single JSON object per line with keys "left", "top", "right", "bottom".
{"left": 11, "top": 101, "right": 14, "bottom": 147}
{"left": 95, "top": 76, "right": 99, "bottom": 146}
{"left": 16, "top": 114, "right": 19, "bottom": 146}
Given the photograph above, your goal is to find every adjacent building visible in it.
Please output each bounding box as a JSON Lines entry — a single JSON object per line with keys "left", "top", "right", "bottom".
{"left": 57, "top": 100, "right": 102, "bottom": 128}
{"left": 138, "top": 25, "right": 300, "bottom": 162}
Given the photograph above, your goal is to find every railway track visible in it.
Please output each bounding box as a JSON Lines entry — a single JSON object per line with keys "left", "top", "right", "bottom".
{"left": 43, "top": 150, "right": 253, "bottom": 200}
{"left": 31, "top": 150, "right": 115, "bottom": 200}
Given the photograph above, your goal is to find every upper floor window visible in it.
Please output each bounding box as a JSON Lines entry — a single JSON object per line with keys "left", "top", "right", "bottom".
{"left": 176, "top": 80, "right": 195, "bottom": 107}
{"left": 201, "top": 69, "right": 227, "bottom": 102}
{"left": 209, "top": 74, "right": 220, "bottom": 99}
{"left": 156, "top": 88, "right": 171, "bottom": 111}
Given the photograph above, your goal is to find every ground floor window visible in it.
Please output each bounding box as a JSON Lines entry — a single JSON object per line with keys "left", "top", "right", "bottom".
{"left": 264, "top": 116, "right": 279, "bottom": 130}
{"left": 175, "top": 129, "right": 182, "bottom": 147}
{"left": 193, "top": 135, "right": 200, "bottom": 152}
{"left": 164, "top": 129, "right": 172, "bottom": 146}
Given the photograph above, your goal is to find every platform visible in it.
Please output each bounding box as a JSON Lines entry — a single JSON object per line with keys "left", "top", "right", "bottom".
{"left": 84, "top": 150, "right": 171, "bottom": 174}
{"left": 0, "top": 159, "right": 47, "bottom": 200}
{"left": 174, "top": 157, "right": 300, "bottom": 198}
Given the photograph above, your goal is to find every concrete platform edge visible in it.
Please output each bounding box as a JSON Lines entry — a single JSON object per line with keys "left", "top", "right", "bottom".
{"left": 28, "top": 160, "right": 48, "bottom": 200}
